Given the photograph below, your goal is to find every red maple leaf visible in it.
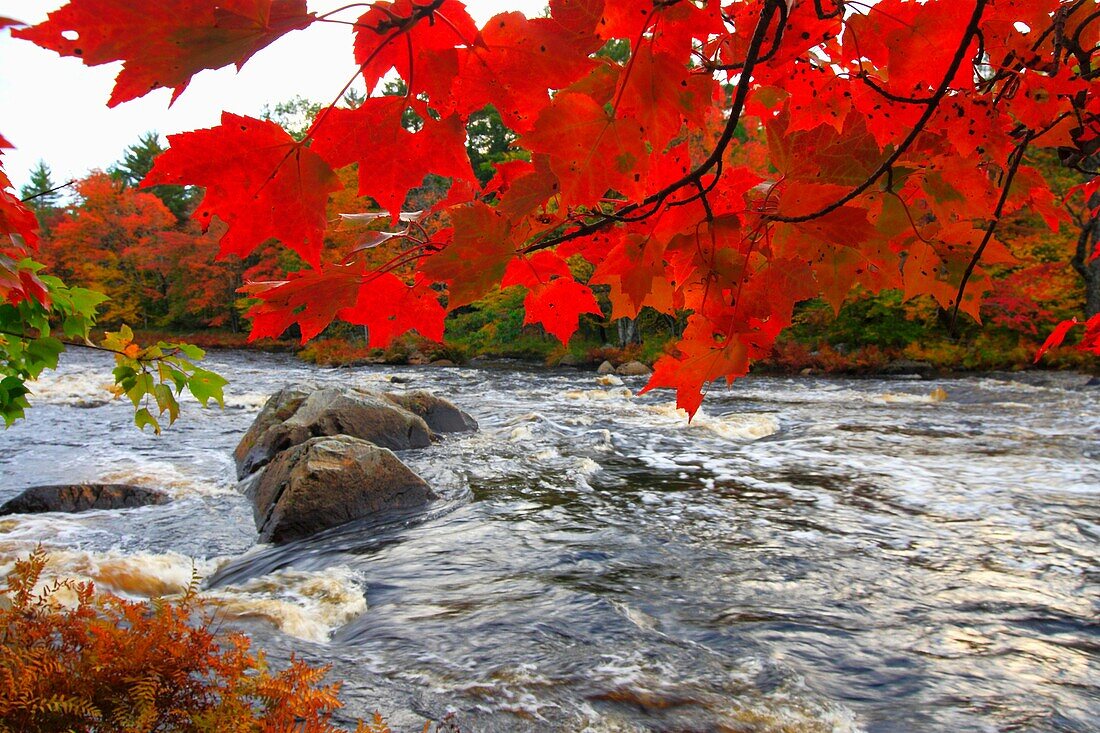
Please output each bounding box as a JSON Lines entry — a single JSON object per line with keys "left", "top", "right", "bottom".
{"left": 310, "top": 97, "right": 477, "bottom": 219}
{"left": 0, "top": 138, "right": 41, "bottom": 253}
{"left": 523, "top": 276, "right": 602, "bottom": 344}
{"left": 245, "top": 266, "right": 360, "bottom": 342}
{"left": 338, "top": 273, "right": 445, "bottom": 348}
{"left": 521, "top": 92, "right": 648, "bottom": 208}
{"left": 420, "top": 202, "right": 515, "bottom": 309}
{"left": 501, "top": 251, "right": 572, "bottom": 288}
{"left": 14, "top": 0, "right": 314, "bottom": 107}
{"left": 352, "top": 0, "right": 478, "bottom": 102}
{"left": 143, "top": 113, "right": 340, "bottom": 267}
{"left": 447, "top": 12, "right": 599, "bottom": 132}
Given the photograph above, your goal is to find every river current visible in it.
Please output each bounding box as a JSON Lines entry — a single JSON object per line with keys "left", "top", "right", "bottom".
{"left": 0, "top": 350, "right": 1097, "bottom": 732}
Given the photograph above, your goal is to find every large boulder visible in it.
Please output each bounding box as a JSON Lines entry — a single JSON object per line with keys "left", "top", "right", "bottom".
{"left": 244, "top": 435, "right": 436, "bottom": 544}
{"left": 0, "top": 483, "right": 169, "bottom": 515}
{"left": 234, "top": 385, "right": 433, "bottom": 478}
{"left": 383, "top": 391, "right": 478, "bottom": 434}
{"left": 233, "top": 384, "right": 314, "bottom": 473}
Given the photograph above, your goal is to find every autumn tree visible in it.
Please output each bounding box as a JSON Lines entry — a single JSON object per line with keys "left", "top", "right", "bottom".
{"left": 16, "top": 159, "right": 66, "bottom": 239}
{"left": 1068, "top": 158, "right": 1100, "bottom": 317}
{"left": 5, "top": 0, "right": 1100, "bottom": 413}
{"left": 40, "top": 173, "right": 177, "bottom": 325}
{"left": 262, "top": 95, "right": 324, "bottom": 141}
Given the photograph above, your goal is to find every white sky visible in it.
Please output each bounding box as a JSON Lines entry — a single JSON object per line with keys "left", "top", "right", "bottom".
{"left": 0, "top": 0, "right": 545, "bottom": 192}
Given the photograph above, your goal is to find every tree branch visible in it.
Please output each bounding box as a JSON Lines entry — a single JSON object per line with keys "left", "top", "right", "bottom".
{"left": 520, "top": 0, "right": 787, "bottom": 255}
{"left": 949, "top": 137, "right": 1030, "bottom": 327}
{"left": 768, "top": 0, "right": 989, "bottom": 225}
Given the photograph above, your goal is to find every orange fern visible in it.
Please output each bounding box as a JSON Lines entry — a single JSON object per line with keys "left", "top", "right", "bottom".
{"left": 0, "top": 548, "right": 397, "bottom": 733}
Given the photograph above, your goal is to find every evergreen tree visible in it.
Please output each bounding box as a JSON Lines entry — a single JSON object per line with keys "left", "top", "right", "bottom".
{"left": 467, "top": 106, "right": 517, "bottom": 184}
{"left": 19, "top": 160, "right": 61, "bottom": 211}
{"left": 110, "top": 132, "right": 195, "bottom": 221}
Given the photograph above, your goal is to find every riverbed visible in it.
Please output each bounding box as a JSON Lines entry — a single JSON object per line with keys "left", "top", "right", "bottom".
{"left": 1, "top": 350, "right": 1097, "bottom": 732}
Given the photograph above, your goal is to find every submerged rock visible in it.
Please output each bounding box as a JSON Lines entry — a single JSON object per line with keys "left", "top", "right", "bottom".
{"left": 234, "top": 385, "right": 433, "bottom": 478}
{"left": 881, "top": 359, "right": 935, "bottom": 378}
{"left": 383, "top": 390, "right": 478, "bottom": 434}
{"left": 244, "top": 435, "right": 436, "bottom": 544}
{"left": 0, "top": 483, "right": 169, "bottom": 515}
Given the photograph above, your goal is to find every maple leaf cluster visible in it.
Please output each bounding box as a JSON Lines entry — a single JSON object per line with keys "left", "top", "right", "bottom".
{"left": 7, "top": 0, "right": 1100, "bottom": 413}
{"left": 0, "top": 133, "right": 50, "bottom": 309}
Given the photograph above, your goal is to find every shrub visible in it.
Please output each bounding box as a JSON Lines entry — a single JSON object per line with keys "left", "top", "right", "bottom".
{"left": 0, "top": 549, "right": 389, "bottom": 733}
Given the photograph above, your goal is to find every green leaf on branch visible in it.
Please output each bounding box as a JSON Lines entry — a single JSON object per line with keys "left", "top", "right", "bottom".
{"left": 25, "top": 337, "right": 64, "bottom": 376}
{"left": 134, "top": 407, "right": 160, "bottom": 434}
{"left": 187, "top": 368, "right": 227, "bottom": 407}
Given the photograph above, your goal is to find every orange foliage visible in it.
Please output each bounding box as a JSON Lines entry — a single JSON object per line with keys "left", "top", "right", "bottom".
{"left": 0, "top": 549, "right": 389, "bottom": 733}
{"left": 39, "top": 173, "right": 175, "bottom": 324}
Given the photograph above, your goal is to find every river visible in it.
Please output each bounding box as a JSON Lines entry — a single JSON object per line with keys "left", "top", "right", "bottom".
{"left": 1, "top": 350, "right": 1097, "bottom": 732}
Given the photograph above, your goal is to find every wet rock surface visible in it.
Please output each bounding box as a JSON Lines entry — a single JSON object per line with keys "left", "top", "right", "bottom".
{"left": 234, "top": 385, "right": 432, "bottom": 478}
{"left": 0, "top": 483, "right": 169, "bottom": 515}
{"left": 235, "top": 383, "right": 478, "bottom": 542}
{"left": 383, "top": 390, "right": 478, "bottom": 434}
{"left": 243, "top": 435, "right": 436, "bottom": 544}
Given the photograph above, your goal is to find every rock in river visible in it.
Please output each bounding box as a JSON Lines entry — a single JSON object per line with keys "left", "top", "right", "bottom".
{"left": 616, "top": 360, "right": 652, "bottom": 376}
{"left": 234, "top": 385, "right": 433, "bottom": 478}
{"left": 0, "top": 483, "right": 169, "bottom": 515}
{"left": 243, "top": 435, "right": 436, "bottom": 544}
{"left": 383, "top": 390, "right": 478, "bottom": 434}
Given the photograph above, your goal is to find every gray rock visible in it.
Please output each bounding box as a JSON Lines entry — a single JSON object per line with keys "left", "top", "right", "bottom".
{"left": 244, "top": 435, "right": 436, "bottom": 544}
{"left": 881, "top": 359, "right": 935, "bottom": 378}
{"left": 233, "top": 384, "right": 314, "bottom": 475}
{"left": 557, "top": 353, "right": 584, "bottom": 367}
{"left": 234, "top": 385, "right": 432, "bottom": 478}
{"left": 596, "top": 360, "right": 615, "bottom": 375}
{"left": 383, "top": 391, "right": 478, "bottom": 433}
{"left": 616, "top": 360, "right": 652, "bottom": 376}
{"left": 0, "top": 483, "right": 169, "bottom": 515}
{"left": 431, "top": 359, "right": 456, "bottom": 367}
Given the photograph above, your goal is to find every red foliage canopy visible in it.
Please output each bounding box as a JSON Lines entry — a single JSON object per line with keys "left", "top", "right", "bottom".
{"left": 7, "top": 0, "right": 1100, "bottom": 413}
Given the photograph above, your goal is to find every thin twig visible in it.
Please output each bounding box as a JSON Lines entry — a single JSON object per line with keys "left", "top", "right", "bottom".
{"left": 19, "top": 180, "right": 76, "bottom": 203}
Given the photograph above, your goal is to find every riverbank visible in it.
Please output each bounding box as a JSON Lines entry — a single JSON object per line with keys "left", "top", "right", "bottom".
{"left": 129, "top": 326, "right": 1099, "bottom": 378}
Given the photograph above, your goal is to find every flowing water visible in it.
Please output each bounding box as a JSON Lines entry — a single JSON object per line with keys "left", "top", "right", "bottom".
{"left": 1, "top": 350, "right": 1097, "bottom": 732}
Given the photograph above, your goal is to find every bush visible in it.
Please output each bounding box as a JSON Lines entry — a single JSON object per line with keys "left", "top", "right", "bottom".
{"left": 0, "top": 549, "right": 389, "bottom": 733}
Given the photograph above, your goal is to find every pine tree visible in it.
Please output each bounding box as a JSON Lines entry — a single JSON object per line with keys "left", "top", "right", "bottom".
{"left": 19, "top": 160, "right": 61, "bottom": 211}
{"left": 109, "top": 132, "right": 195, "bottom": 221}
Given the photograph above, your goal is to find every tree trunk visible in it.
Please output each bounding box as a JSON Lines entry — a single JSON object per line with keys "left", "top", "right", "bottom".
{"left": 616, "top": 317, "right": 638, "bottom": 347}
